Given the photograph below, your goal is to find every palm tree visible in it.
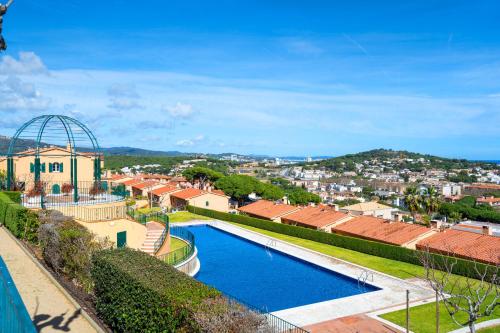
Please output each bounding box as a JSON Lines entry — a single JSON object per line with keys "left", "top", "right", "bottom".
{"left": 422, "top": 186, "right": 441, "bottom": 216}
{"left": 404, "top": 186, "right": 421, "bottom": 222}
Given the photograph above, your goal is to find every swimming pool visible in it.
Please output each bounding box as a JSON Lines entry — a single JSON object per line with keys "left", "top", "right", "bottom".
{"left": 185, "top": 225, "right": 379, "bottom": 312}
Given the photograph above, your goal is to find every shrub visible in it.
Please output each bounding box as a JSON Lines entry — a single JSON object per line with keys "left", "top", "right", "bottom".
{"left": 61, "top": 183, "right": 74, "bottom": 196}
{"left": 188, "top": 206, "right": 494, "bottom": 279}
{"left": 91, "top": 248, "right": 222, "bottom": 332}
{"left": 39, "top": 217, "right": 110, "bottom": 291}
{"left": 26, "top": 181, "right": 45, "bottom": 198}
{"left": 0, "top": 192, "right": 40, "bottom": 242}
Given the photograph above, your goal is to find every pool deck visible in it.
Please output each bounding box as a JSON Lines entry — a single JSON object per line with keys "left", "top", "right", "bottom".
{"left": 175, "top": 220, "right": 435, "bottom": 328}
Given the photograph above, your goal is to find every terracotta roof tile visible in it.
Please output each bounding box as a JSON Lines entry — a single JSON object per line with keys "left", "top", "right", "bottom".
{"left": 132, "top": 181, "right": 160, "bottom": 190}
{"left": 151, "top": 185, "right": 179, "bottom": 196}
{"left": 122, "top": 179, "right": 144, "bottom": 186}
{"left": 170, "top": 188, "right": 205, "bottom": 200}
{"left": 333, "top": 216, "right": 432, "bottom": 246}
{"left": 342, "top": 202, "right": 393, "bottom": 212}
{"left": 416, "top": 229, "right": 500, "bottom": 265}
{"left": 238, "top": 200, "right": 300, "bottom": 220}
{"left": 281, "top": 206, "right": 349, "bottom": 229}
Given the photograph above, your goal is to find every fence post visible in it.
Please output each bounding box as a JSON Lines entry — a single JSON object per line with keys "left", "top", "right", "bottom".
{"left": 406, "top": 289, "right": 410, "bottom": 333}
{"left": 436, "top": 290, "right": 439, "bottom": 333}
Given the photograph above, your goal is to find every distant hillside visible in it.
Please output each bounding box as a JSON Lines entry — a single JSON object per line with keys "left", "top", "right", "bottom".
{"left": 303, "top": 148, "right": 498, "bottom": 171}
{"left": 100, "top": 147, "right": 189, "bottom": 157}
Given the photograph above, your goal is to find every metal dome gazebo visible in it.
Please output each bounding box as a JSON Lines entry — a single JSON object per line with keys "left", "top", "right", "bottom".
{"left": 6, "top": 115, "right": 102, "bottom": 204}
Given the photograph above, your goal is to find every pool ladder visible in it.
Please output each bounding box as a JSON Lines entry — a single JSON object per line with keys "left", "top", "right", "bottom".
{"left": 357, "top": 270, "right": 374, "bottom": 287}
{"left": 265, "top": 239, "right": 277, "bottom": 248}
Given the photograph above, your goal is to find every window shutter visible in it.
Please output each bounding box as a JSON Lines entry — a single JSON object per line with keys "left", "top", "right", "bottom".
{"left": 60, "top": 162, "right": 63, "bottom": 172}
{"left": 41, "top": 163, "right": 46, "bottom": 173}
{"left": 30, "top": 162, "right": 34, "bottom": 173}
{"left": 49, "top": 163, "right": 53, "bottom": 173}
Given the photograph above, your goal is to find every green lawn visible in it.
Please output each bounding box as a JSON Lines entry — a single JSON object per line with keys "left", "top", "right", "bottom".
{"left": 167, "top": 211, "right": 211, "bottom": 223}
{"left": 477, "top": 325, "right": 500, "bottom": 333}
{"left": 170, "top": 237, "right": 188, "bottom": 251}
{"left": 380, "top": 300, "right": 500, "bottom": 333}
{"left": 136, "top": 207, "right": 161, "bottom": 214}
{"left": 228, "top": 222, "right": 500, "bottom": 332}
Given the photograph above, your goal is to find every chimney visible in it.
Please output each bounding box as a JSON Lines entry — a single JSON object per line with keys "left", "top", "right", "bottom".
{"left": 482, "top": 225, "right": 492, "bottom": 236}
{"left": 430, "top": 220, "right": 442, "bottom": 230}
{"left": 332, "top": 204, "right": 339, "bottom": 212}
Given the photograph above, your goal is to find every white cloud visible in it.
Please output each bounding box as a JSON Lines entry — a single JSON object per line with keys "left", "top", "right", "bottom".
{"left": 0, "top": 52, "right": 48, "bottom": 75}
{"left": 107, "top": 83, "right": 143, "bottom": 110}
{"left": 175, "top": 134, "right": 206, "bottom": 147}
{"left": 0, "top": 75, "right": 51, "bottom": 112}
{"left": 163, "top": 102, "right": 195, "bottom": 118}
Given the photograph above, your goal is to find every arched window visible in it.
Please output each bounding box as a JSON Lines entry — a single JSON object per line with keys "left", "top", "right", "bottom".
{"left": 53, "top": 162, "right": 60, "bottom": 172}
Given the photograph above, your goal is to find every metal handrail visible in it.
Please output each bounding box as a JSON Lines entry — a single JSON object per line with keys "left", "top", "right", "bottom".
{"left": 157, "top": 226, "right": 196, "bottom": 266}
{"left": 153, "top": 219, "right": 170, "bottom": 254}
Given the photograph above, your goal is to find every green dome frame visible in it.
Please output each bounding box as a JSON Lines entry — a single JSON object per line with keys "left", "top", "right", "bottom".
{"left": 6, "top": 115, "right": 102, "bottom": 203}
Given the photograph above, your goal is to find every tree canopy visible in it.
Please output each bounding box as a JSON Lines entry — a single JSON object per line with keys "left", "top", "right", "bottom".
{"left": 182, "top": 167, "right": 224, "bottom": 186}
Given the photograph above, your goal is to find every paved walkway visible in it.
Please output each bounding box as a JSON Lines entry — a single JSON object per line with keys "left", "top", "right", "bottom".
{"left": 0, "top": 226, "right": 98, "bottom": 333}
{"left": 304, "top": 315, "right": 403, "bottom": 333}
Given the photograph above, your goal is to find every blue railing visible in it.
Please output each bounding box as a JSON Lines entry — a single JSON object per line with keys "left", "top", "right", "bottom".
{"left": 0, "top": 256, "right": 37, "bottom": 333}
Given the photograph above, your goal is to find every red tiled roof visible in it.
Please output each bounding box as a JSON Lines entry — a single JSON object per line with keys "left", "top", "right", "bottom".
{"left": 151, "top": 185, "right": 179, "bottom": 196}
{"left": 212, "top": 189, "right": 226, "bottom": 196}
{"left": 142, "top": 174, "right": 172, "bottom": 180}
{"left": 467, "top": 183, "right": 500, "bottom": 190}
{"left": 132, "top": 181, "right": 160, "bottom": 190}
{"left": 122, "top": 179, "right": 143, "bottom": 186}
{"left": 416, "top": 229, "right": 500, "bottom": 265}
{"left": 281, "top": 206, "right": 349, "bottom": 229}
{"left": 111, "top": 174, "right": 127, "bottom": 181}
{"left": 170, "top": 188, "right": 205, "bottom": 200}
{"left": 332, "top": 216, "right": 432, "bottom": 246}
{"left": 238, "top": 200, "right": 300, "bottom": 220}
{"left": 477, "top": 197, "right": 500, "bottom": 204}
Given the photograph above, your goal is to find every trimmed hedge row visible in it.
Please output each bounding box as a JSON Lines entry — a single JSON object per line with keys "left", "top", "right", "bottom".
{"left": 188, "top": 206, "right": 495, "bottom": 279}
{"left": 92, "top": 248, "right": 222, "bottom": 332}
{"left": 0, "top": 192, "right": 39, "bottom": 242}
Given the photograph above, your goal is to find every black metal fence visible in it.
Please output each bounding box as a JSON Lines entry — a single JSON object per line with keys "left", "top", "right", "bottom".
{"left": 224, "top": 293, "right": 309, "bottom": 333}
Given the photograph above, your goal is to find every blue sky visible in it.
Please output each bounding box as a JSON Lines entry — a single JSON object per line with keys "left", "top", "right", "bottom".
{"left": 1, "top": 1, "right": 499, "bottom": 159}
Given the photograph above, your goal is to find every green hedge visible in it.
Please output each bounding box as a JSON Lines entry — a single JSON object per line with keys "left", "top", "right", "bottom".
{"left": 1, "top": 191, "right": 22, "bottom": 204}
{"left": 92, "top": 248, "right": 222, "bottom": 332}
{"left": 0, "top": 192, "right": 39, "bottom": 242}
{"left": 188, "top": 206, "right": 494, "bottom": 279}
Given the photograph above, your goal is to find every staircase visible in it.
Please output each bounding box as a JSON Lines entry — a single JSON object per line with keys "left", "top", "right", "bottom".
{"left": 140, "top": 222, "right": 165, "bottom": 255}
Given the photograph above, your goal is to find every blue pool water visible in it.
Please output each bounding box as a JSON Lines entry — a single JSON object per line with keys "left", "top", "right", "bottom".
{"left": 186, "top": 225, "right": 380, "bottom": 312}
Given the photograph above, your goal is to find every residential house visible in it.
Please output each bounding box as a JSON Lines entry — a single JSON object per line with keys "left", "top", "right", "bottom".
{"left": 170, "top": 188, "right": 230, "bottom": 212}
{"left": 416, "top": 228, "right": 500, "bottom": 265}
{"left": 340, "top": 201, "right": 396, "bottom": 220}
{"left": 332, "top": 216, "right": 435, "bottom": 249}
{"left": 237, "top": 200, "right": 301, "bottom": 222}
{"left": 150, "top": 185, "right": 181, "bottom": 209}
{"left": 131, "top": 181, "right": 164, "bottom": 197}
{"left": 281, "top": 206, "right": 350, "bottom": 232}
{"left": 476, "top": 196, "right": 500, "bottom": 207}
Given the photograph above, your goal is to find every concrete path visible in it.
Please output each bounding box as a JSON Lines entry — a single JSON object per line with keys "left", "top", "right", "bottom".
{"left": 0, "top": 226, "right": 98, "bottom": 333}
